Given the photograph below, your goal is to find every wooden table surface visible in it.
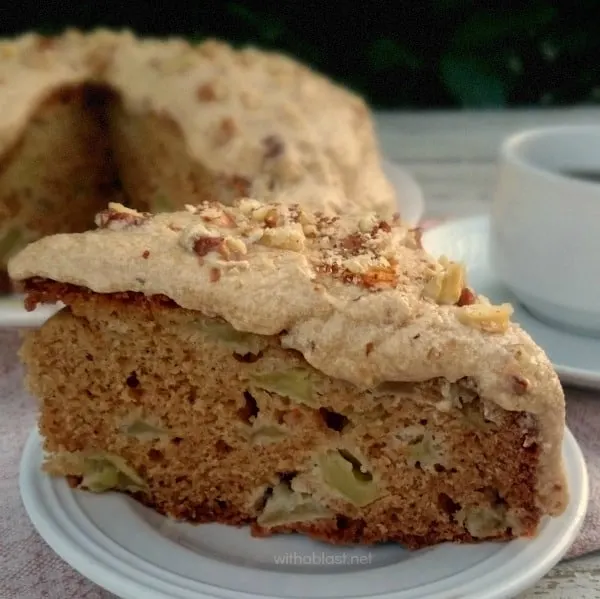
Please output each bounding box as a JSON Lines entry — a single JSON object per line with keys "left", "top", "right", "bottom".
{"left": 374, "top": 107, "right": 600, "bottom": 598}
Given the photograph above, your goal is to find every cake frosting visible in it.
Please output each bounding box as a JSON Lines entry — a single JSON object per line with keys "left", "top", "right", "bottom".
{"left": 8, "top": 200, "right": 567, "bottom": 515}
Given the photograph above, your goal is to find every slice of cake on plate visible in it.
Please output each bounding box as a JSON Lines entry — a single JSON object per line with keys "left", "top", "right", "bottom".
{"left": 8, "top": 200, "right": 568, "bottom": 548}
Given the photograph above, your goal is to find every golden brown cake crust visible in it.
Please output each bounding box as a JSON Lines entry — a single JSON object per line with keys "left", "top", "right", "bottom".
{"left": 10, "top": 199, "right": 568, "bottom": 519}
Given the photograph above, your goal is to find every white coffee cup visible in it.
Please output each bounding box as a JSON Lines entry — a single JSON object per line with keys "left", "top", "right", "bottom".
{"left": 490, "top": 125, "right": 600, "bottom": 337}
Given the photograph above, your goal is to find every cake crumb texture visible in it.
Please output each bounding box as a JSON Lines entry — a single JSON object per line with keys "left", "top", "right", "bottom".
{"left": 23, "top": 293, "right": 547, "bottom": 548}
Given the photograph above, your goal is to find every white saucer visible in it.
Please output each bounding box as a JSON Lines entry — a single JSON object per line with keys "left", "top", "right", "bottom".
{"left": 0, "top": 295, "right": 64, "bottom": 328}
{"left": 20, "top": 427, "right": 587, "bottom": 599}
{"left": 0, "top": 159, "right": 424, "bottom": 329}
{"left": 0, "top": 295, "right": 62, "bottom": 328}
{"left": 422, "top": 216, "right": 600, "bottom": 390}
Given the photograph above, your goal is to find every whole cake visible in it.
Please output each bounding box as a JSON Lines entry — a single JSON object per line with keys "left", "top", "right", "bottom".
{"left": 0, "top": 29, "right": 396, "bottom": 290}
{"left": 8, "top": 200, "right": 568, "bottom": 548}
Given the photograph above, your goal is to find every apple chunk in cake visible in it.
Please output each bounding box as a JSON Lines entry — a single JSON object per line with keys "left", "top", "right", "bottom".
{"left": 8, "top": 199, "right": 568, "bottom": 548}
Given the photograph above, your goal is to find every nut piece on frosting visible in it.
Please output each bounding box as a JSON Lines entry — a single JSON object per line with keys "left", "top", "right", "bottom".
{"left": 423, "top": 256, "right": 466, "bottom": 305}
{"left": 178, "top": 222, "right": 222, "bottom": 256}
{"left": 259, "top": 224, "right": 305, "bottom": 252}
{"left": 95, "top": 203, "right": 150, "bottom": 230}
{"left": 457, "top": 302, "right": 514, "bottom": 334}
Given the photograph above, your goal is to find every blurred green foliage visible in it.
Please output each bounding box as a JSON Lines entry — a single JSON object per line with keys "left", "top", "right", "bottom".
{"left": 2, "top": 0, "right": 600, "bottom": 109}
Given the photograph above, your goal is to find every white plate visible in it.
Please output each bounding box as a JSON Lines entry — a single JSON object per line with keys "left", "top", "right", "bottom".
{"left": 0, "top": 295, "right": 63, "bottom": 328}
{"left": 0, "top": 160, "right": 424, "bottom": 329}
{"left": 422, "top": 216, "right": 600, "bottom": 389}
{"left": 20, "top": 427, "right": 587, "bottom": 599}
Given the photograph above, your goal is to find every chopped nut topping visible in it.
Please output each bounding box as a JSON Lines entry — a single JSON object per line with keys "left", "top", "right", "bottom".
{"left": 457, "top": 303, "right": 514, "bottom": 333}
{"left": 210, "top": 267, "right": 221, "bottom": 282}
{"left": 343, "top": 254, "right": 387, "bottom": 275}
{"left": 200, "top": 207, "right": 223, "bottom": 221}
{"left": 358, "top": 213, "right": 378, "bottom": 233}
{"left": 438, "top": 262, "right": 465, "bottom": 304}
{"left": 341, "top": 232, "right": 366, "bottom": 253}
{"left": 95, "top": 203, "right": 149, "bottom": 230}
{"left": 260, "top": 225, "right": 305, "bottom": 252}
{"left": 302, "top": 224, "right": 318, "bottom": 237}
{"left": 196, "top": 82, "right": 217, "bottom": 101}
{"left": 264, "top": 209, "right": 279, "bottom": 228}
{"left": 457, "top": 287, "right": 476, "bottom": 306}
{"left": 238, "top": 198, "right": 262, "bottom": 215}
{"left": 512, "top": 375, "right": 529, "bottom": 395}
{"left": 373, "top": 220, "right": 392, "bottom": 235}
{"left": 192, "top": 201, "right": 229, "bottom": 222}
{"left": 297, "top": 210, "right": 316, "bottom": 227}
{"left": 361, "top": 266, "right": 398, "bottom": 289}
{"left": 214, "top": 117, "right": 238, "bottom": 145}
{"left": 365, "top": 342, "right": 374, "bottom": 356}
{"left": 223, "top": 236, "right": 247, "bottom": 256}
{"left": 142, "top": 250, "right": 150, "bottom": 259}
{"left": 262, "top": 134, "right": 285, "bottom": 159}
{"left": 180, "top": 221, "right": 219, "bottom": 243}
{"left": 251, "top": 205, "right": 272, "bottom": 223}
{"left": 194, "top": 236, "right": 223, "bottom": 257}
{"left": 423, "top": 259, "right": 466, "bottom": 305}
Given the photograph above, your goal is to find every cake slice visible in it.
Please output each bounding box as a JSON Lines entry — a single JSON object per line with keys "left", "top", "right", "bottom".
{"left": 8, "top": 200, "right": 568, "bottom": 548}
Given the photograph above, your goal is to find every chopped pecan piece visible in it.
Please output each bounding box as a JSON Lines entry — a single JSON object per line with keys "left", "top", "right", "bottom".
{"left": 218, "top": 212, "right": 237, "bottom": 228}
{"left": 264, "top": 209, "right": 279, "bottom": 228}
{"left": 95, "top": 204, "right": 149, "bottom": 230}
{"left": 210, "top": 267, "right": 221, "bottom": 282}
{"left": 365, "top": 342, "right": 374, "bottom": 356}
{"left": 457, "top": 303, "right": 513, "bottom": 334}
{"left": 372, "top": 220, "right": 392, "bottom": 235}
{"left": 262, "top": 134, "right": 285, "bottom": 159}
{"left": 142, "top": 250, "right": 150, "bottom": 259}
{"left": 341, "top": 232, "right": 365, "bottom": 252}
{"left": 197, "top": 82, "right": 217, "bottom": 101}
{"left": 457, "top": 287, "right": 476, "bottom": 306}
{"left": 193, "top": 236, "right": 224, "bottom": 257}
{"left": 512, "top": 375, "right": 529, "bottom": 395}
{"left": 214, "top": 117, "right": 237, "bottom": 145}
{"left": 361, "top": 267, "right": 398, "bottom": 289}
